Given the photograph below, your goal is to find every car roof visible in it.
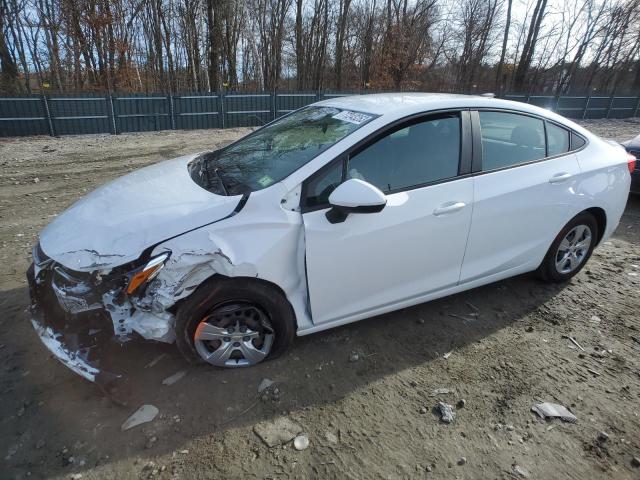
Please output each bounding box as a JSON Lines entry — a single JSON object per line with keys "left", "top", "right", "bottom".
{"left": 315, "top": 92, "right": 572, "bottom": 125}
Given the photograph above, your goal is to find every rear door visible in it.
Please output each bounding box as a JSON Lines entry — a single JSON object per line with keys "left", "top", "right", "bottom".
{"left": 460, "top": 110, "right": 582, "bottom": 283}
{"left": 302, "top": 111, "right": 475, "bottom": 325}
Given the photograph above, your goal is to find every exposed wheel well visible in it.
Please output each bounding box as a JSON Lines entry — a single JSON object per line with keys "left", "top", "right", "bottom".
{"left": 171, "top": 273, "right": 298, "bottom": 328}
{"left": 584, "top": 207, "right": 606, "bottom": 244}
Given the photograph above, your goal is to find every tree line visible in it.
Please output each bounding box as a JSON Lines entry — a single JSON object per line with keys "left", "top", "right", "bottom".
{"left": 1, "top": 0, "right": 640, "bottom": 95}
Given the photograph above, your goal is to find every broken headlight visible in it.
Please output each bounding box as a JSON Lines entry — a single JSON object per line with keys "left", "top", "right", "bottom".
{"left": 125, "top": 252, "right": 170, "bottom": 295}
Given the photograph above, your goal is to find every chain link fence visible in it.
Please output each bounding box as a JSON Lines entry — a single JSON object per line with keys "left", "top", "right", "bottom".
{"left": 1, "top": 91, "right": 639, "bottom": 137}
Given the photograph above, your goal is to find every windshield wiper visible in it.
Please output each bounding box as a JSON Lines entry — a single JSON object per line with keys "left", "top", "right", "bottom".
{"left": 214, "top": 167, "right": 230, "bottom": 196}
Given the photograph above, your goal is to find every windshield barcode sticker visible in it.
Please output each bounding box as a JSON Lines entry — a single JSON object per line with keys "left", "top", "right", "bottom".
{"left": 332, "top": 110, "right": 372, "bottom": 125}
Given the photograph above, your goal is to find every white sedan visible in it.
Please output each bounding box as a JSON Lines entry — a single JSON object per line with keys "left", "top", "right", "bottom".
{"left": 28, "top": 93, "right": 634, "bottom": 388}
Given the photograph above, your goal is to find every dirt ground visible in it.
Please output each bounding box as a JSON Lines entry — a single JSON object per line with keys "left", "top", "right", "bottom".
{"left": 1, "top": 119, "right": 639, "bottom": 480}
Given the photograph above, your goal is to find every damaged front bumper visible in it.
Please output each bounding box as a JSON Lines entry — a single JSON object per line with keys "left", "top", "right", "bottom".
{"left": 27, "top": 260, "right": 124, "bottom": 390}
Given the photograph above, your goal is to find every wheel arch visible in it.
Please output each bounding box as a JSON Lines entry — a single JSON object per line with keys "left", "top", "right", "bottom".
{"left": 171, "top": 273, "right": 299, "bottom": 330}
{"left": 583, "top": 207, "right": 607, "bottom": 245}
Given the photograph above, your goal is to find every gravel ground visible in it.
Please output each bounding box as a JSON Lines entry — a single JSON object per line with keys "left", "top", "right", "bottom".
{"left": 0, "top": 119, "right": 639, "bottom": 479}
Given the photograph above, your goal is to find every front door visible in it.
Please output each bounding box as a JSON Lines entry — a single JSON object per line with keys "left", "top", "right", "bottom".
{"left": 302, "top": 111, "right": 474, "bottom": 325}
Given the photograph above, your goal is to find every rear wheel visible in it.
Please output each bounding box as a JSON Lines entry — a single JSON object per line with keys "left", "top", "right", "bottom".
{"left": 537, "top": 212, "right": 598, "bottom": 283}
{"left": 175, "top": 278, "right": 296, "bottom": 367}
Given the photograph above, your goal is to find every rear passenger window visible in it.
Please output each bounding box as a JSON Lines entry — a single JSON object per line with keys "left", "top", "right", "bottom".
{"left": 547, "top": 123, "right": 570, "bottom": 156}
{"left": 479, "top": 112, "right": 545, "bottom": 170}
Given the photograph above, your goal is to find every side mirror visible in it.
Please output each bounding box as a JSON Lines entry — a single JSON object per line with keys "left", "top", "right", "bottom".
{"left": 326, "top": 179, "right": 387, "bottom": 224}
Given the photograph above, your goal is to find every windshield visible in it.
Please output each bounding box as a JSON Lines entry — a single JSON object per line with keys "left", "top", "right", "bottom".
{"left": 191, "top": 106, "right": 376, "bottom": 195}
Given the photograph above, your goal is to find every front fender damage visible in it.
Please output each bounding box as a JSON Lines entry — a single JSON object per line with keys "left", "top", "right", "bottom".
{"left": 125, "top": 234, "right": 259, "bottom": 343}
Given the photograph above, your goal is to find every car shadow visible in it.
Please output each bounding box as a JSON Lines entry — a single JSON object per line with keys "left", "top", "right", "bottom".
{"left": 0, "top": 269, "right": 570, "bottom": 478}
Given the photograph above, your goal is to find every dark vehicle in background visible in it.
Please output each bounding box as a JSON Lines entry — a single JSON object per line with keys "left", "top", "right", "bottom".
{"left": 622, "top": 134, "right": 640, "bottom": 194}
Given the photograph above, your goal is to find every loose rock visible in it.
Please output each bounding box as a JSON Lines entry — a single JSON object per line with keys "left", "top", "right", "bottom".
{"left": 436, "top": 402, "right": 455, "bottom": 423}
{"left": 457, "top": 457, "right": 466, "bottom": 465}
{"left": 512, "top": 464, "right": 530, "bottom": 478}
{"left": 293, "top": 434, "right": 309, "bottom": 451}
{"left": 257, "top": 378, "right": 275, "bottom": 393}
{"left": 325, "top": 431, "right": 338, "bottom": 444}
{"left": 349, "top": 351, "right": 359, "bottom": 362}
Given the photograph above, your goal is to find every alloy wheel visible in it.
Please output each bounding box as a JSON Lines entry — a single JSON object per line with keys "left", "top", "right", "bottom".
{"left": 193, "top": 301, "right": 274, "bottom": 367}
{"left": 554, "top": 224, "right": 592, "bottom": 275}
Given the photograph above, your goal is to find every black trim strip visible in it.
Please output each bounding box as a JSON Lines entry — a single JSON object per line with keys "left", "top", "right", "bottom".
{"left": 470, "top": 110, "right": 482, "bottom": 173}
{"left": 459, "top": 110, "right": 473, "bottom": 175}
{"left": 138, "top": 193, "right": 250, "bottom": 262}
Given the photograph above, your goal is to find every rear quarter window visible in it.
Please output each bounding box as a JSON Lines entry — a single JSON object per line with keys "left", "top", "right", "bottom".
{"left": 547, "top": 123, "right": 570, "bottom": 156}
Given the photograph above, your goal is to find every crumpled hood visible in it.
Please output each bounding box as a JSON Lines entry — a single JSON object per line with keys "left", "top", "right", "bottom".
{"left": 39, "top": 153, "right": 242, "bottom": 271}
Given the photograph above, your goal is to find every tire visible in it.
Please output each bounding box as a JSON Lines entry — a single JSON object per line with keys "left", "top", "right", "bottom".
{"left": 175, "top": 276, "right": 296, "bottom": 367}
{"left": 537, "top": 212, "right": 598, "bottom": 283}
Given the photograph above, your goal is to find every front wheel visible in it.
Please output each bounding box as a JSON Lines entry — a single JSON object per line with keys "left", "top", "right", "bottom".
{"left": 537, "top": 212, "right": 598, "bottom": 283}
{"left": 175, "top": 277, "right": 296, "bottom": 367}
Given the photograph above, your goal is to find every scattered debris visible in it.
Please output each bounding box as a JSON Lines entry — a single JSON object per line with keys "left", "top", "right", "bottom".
{"left": 253, "top": 417, "right": 303, "bottom": 447}
{"left": 457, "top": 399, "right": 466, "bottom": 409}
{"left": 597, "top": 431, "right": 609, "bottom": 443}
{"left": 121, "top": 404, "right": 159, "bottom": 431}
{"left": 145, "top": 436, "right": 158, "bottom": 449}
{"left": 293, "top": 434, "right": 309, "bottom": 451}
{"left": 631, "top": 457, "right": 640, "bottom": 468}
{"left": 525, "top": 326, "right": 534, "bottom": 332}
{"left": 436, "top": 402, "right": 456, "bottom": 423}
{"left": 586, "top": 368, "right": 602, "bottom": 377}
{"left": 562, "top": 335, "right": 585, "bottom": 351}
{"left": 325, "top": 432, "right": 338, "bottom": 444}
{"left": 419, "top": 406, "right": 428, "bottom": 414}
{"left": 33, "top": 177, "right": 40, "bottom": 183}
{"left": 70, "top": 474, "right": 82, "bottom": 480}
{"left": 447, "top": 313, "right": 476, "bottom": 322}
{"left": 443, "top": 351, "right": 453, "bottom": 359}
{"left": 417, "top": 318, "right": 425, "bottom": 325}
{"left": 162, "top": 370, "right": 188, "bottom": 386}
{"left": 457, "top": 457, "right": 467, "bottom": 465}
{"left": 531, "top": 402, "right": 577, "bottom": 423}
{"left": 257, "top": 378, "right": 275, "bottom": 394}
{"left": 590, "top": 315, "right": 601, "bottom": 324}
{"left": 144, "top": 353, "right": 168, "bottom": 368}
{"left": 430, "top": 388, "right": 455, "bottom": 397}
{"left": 349, "top": 351, "right": 360, "bottom": 362}
{"left": 511, "top": 464, "right": 530, "bottom": 478}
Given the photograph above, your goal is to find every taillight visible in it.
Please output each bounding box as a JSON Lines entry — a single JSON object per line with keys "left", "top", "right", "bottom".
{"left": 628, "top": 153, "right": 637, "bottom": 174}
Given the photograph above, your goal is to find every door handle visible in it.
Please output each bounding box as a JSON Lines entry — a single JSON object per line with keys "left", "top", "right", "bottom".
{"left": 549, "top": 172, "right": 572, "bottom": 184}
{"left": 433, "top": 202, "right": 466, "bottom": 216}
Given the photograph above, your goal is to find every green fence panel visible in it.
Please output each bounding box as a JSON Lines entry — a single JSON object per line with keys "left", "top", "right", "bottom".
{"left": 0, "top": 96, "right": 49, "bottom": 137}
{"left": 114, "top": 94, "right": 171, "bottom": 133}
{"left": 274, "top": 92, "right": 317, "bottom": 118}
{"left": 48, "top": 94, "right": 111, "bottom": 135}
{"left": 173, "top": 93, "right": 222, "bottom": 130}
{"left": 224, "top": 93, "right": 271, "bottom": 128}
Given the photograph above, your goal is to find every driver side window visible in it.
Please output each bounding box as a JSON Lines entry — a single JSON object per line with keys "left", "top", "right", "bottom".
{"left": 347, "top": 113, "right": 461, "bottom": 193}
